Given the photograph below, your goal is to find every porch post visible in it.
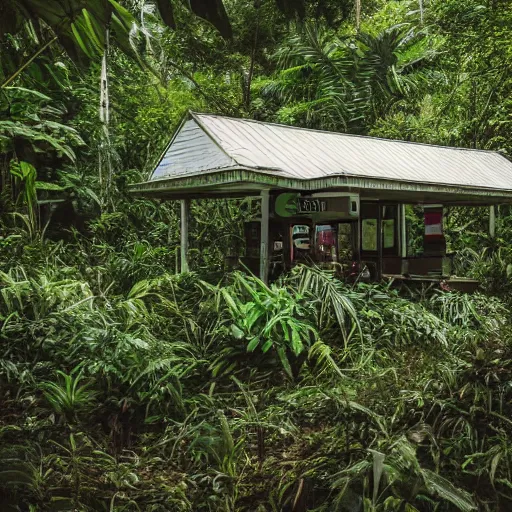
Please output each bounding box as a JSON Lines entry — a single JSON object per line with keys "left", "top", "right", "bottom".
{"left": 400, "top": 203, "right": 407, "bottom": 258}
{"left": 377, "top": 204, "right": 383, "bottom": 280}
{"left": 180, "top": 199, "right": 190, "bottom": 273}
{"left": 260, "top": 190, "right": 270, "bottom": 283}
{"left": 489, "top": 205, "right": 496, "bottom": 238}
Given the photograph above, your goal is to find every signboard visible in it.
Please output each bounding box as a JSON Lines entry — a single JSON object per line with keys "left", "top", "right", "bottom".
{"left": 274, "top": 193, "right": 300, "bottom": 217}
{"left": 274, "top": 193, "right": 354, "bottom": 218}
{"left": 297, "top": 198, "right": 326, "bottom": 213}
{"left": 424, "top": 211, "right": 443, "bottom": 238}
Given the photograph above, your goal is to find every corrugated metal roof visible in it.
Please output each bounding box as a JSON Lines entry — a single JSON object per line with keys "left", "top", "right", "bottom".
{"left": 149, "top": 112, "right": 512, "bottom": 192}
{"left": 152, "top": 118, "right": 235, "bottom": 180}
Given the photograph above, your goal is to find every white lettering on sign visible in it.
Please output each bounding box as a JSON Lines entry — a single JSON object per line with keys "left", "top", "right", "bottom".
{"left": 297, "top": 198, "right": 327, "bottom": 213}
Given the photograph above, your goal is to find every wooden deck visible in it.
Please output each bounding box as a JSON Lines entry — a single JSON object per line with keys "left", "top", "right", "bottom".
{"left": 383, "top": 274, "right": 480, "bottom": 293}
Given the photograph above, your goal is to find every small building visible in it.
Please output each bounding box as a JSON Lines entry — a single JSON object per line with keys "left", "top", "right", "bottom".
{"left": 130, "top": 112, "right": 512, "bottom": 290}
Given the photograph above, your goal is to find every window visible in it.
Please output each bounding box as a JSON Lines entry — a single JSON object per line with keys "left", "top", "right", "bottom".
{"left": 315, "top": 224, "right": 337, "bottom": 262}
{"left": 362, "top": 219, "right": 377, "bottom": 251}
{"left": 291, "top": 224, "right": 311, "bottom": 263}
{"left": 360, "top": 203, "right": 398, "bottom": 254}
{"left": 383, "top": 219, "right": 395, "bottom": 248}
{"left": 382, "top": 205, "right": 397, "bottom": 252}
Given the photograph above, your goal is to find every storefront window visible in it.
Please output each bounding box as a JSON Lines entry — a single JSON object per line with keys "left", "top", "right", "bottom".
{"left": 315, "top": 224, "right": 337, "bottom": 262}
{"left": 360, "top": 204, "right": 398, "bottom": 254}
{"left": 362, "top": 219, "right": 377, "bottom": 251}
{"left": 291, "top": 224, "right": 311, "bottom": 263}
{"left": 383, "top": 219, "right": 395, "bottom": 249}
{"left": 382, "top": 205, "right": 397, "bottom": 252}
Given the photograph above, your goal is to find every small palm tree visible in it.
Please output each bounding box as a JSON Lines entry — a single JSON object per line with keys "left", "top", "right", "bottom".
{"left": 261, "top": 22, "right": 435, "bottom": 132}
{"left": 39, "top": 367, "right": 97, "bottom": 422}
{"left": 218, "top": 272, "right": 319, "bottom": 378}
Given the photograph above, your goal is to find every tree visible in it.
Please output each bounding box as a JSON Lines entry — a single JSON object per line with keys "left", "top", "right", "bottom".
{"left": 257, "top": 21, "right": 434, "bottom": 132}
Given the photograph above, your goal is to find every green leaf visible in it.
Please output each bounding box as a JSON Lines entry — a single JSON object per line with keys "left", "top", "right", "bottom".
{"left": 247, "top": 336, "right": 260, "bottom": 352}
{"left": 71, "top": 22, "right": 92, "bottom": 58}
{"left": 422, "top": 468, "right": 477, "bottom": 512}
{"left": 108, "top": 0, "right": 135, "bottom": 30}
{"left": 261, "top": 340, "right": 273, "bottom": 353}
{"left": 230, "top": 324, "right": 245, "bottom": 339}
{"left": 276, "top": 346, "right": 293, "bottom": 378}
{"left": 81, "top": 8, "right": 103, "bottom": 52}
{"left": 35, "top": 181, "right": 66, "bottom": 191}
{"left": 4, "top": 87, "right": 51, "bottom": 101}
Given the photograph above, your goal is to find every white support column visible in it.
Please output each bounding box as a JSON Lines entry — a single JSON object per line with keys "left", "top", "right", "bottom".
{"left": 259, "top": 190, "right": 270, "bottom": 283}
{"left": 400, "top": 203, "right": 407, "bottom": 258}
{"left": 180, "top": 199, "right": 190, "bottom": 273}
{"left": 489, "top": 205, "right": 496, "bottom": 238}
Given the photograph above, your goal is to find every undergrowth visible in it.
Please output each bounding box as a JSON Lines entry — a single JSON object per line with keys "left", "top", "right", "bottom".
{"left": 1, "top": 233, "right": 512, "bottom": 511}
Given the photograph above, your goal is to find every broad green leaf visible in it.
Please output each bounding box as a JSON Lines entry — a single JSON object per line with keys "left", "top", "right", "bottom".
{"left": 247, "top": 336, "right": 260, "bottom": 352}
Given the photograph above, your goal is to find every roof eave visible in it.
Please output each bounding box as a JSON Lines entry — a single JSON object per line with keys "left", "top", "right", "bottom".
{"left": 128, "top": 168, "right": 512, "bottom": 203}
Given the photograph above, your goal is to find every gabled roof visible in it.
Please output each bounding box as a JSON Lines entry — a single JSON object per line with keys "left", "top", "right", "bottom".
{"left": 130, "top": 112, "right": 512, "bottom": 203}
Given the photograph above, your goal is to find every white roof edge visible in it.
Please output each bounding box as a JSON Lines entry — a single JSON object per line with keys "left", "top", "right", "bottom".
{"left": 136, "top": 167, "right": 512, "bottom": 194}
{"left": 129, "top": 168, "right": 512, "bottom": 203}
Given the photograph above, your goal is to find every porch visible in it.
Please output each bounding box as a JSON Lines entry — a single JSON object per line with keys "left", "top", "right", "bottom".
{"left": 229, "top": 195, "right": 489, "bottom": 292}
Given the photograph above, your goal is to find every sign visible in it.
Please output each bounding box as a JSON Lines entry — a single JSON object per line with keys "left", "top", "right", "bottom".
{"left": 297, "top": 198, "right": 326, "bottom": 213}
{"left": 274, "top": 193, "right": 300, "bottom": 217}
{"left": 424, "top": 211, "right": 443, "bottom": 237}
{"left": 274, "top": 193, "right": 327, "bottom": 217}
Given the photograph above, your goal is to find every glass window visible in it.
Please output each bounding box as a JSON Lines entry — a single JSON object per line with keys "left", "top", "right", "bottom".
{"left": 362, "top": 219, "right": 377, "bottom": 251}
{"left": 291, "top": 224, "right": 311, "bottom": 263}
{"left": 315, "top": 224, "right": 337, "bottom": 262}
{"left": 338, "top": 223, "right": 354, "bottom": 261}
{"left": 383, "top": 219, "right": 395, "bottom": 249}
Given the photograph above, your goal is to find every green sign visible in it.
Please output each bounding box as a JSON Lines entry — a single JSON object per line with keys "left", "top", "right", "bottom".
{"left": 274, "top": 193, "right": 300, "bottom": 217}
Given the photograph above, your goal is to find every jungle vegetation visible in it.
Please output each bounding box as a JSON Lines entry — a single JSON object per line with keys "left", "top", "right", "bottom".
{"left": 1, "top": 0, "right": 512, "bottom": 510}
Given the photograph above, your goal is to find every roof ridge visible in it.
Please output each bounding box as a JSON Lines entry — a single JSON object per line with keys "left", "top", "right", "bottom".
{"left": 191, "top": 111, "right": 506, "bottom": 157}
{"left": 189, "top": 111, "right": 241, "bottom": 167}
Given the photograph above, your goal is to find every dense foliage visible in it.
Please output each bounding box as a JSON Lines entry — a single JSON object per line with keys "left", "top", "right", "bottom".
{"left": 2, "top": 0, "right": 512, "bottom": 511}
{"left": 2, "top": 251, "right": 512, "bottom": 511}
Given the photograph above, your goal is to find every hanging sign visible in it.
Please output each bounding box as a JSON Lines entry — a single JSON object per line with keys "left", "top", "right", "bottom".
{"left": 424, "top": 211, "right": 443, "bottom": 237}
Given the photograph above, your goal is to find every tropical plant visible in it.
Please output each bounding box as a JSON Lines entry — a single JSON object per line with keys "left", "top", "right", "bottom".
{"left": 214, "top": 272, "right": 319, "bottom": 378}
{"left": 333, "top": 436, "right": 477, "bottom": 511}
{"left": 259, "top": 21, "right": 435, "bottom": 132}
{"left": 39, "top": 368, "right": 97, "bottom": 421}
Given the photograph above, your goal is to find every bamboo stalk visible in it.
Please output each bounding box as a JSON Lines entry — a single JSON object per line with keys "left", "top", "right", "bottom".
{"left": 1, "top": 36, "right": 58, "bottom": 89}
